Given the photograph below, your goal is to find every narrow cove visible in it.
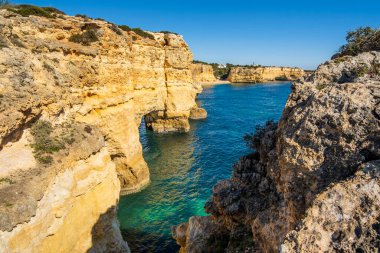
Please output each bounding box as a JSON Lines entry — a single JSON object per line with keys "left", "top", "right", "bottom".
{"left": 117, "top": 82, "right": 292, "bottom": 252}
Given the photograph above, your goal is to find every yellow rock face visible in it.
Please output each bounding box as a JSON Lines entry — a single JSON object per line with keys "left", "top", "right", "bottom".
{"left": 0, "top": 9, "right": 206, "bottom": 252}
{"left": 191, "top": 63, "right": 217, "bottom": 84}
{"left": 0, "top": 9, "right": 204, "bottom": 193}
{"left": 227, "top": 66, "right": 304, "bottom": 83}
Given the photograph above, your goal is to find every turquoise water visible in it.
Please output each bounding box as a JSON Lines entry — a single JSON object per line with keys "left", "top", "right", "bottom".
{"left": 118, "top": 82, "right": 292, "bottom": 252}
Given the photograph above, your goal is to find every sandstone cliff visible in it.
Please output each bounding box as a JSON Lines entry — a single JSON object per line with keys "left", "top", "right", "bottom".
{"left": 0, "top": 8, "right": 204, "bottom": 252}
{"left": 227, "top": 66, "right": 304, "bottom": 83}
{"left": 173, "top": 52, "right": 380, "bottom": 252}
{"left": 191, "top": 63, "right": 217, "bottom": 84}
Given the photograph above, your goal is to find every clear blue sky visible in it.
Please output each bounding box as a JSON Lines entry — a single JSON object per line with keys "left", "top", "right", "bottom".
{"left": 12, "top": 0, "right": 380, "bottom": 69}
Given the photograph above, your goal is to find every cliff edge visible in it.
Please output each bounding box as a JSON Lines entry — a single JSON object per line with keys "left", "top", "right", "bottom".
{"left": 228, "top": 66, "right": 304, "bottom": 83}
{"left": 173, "top": 51, "right": 380, "bottom": 252}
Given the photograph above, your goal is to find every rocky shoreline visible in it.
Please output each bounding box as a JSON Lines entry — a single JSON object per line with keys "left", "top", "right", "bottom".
{"left": 172, "top": 51, "right": 380, "bottom": 252}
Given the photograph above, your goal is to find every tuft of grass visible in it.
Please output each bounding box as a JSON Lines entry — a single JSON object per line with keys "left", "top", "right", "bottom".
{"left": 69, "top": 30, "right": 98, "bottom": 46}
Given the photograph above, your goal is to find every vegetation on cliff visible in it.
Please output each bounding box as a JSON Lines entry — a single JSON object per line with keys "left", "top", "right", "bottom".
{"left": 30, "top": 120, "right": 75, "bottom": 164}
{"left": 333, "top": 27, "right": 380, "bottom": 59}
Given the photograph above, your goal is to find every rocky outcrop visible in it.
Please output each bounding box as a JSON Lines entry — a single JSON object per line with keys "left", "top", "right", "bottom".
{"left": 191, "top": 63, "right": 217, "bottom": 83}
{"left": 0, "top": 8, "right": 205, "bottom": 252}
{"left": 173, "top": 51, "right": 380, "bottom": 252}
{"left": 227, "top": 66, "right": 304, "bottom": 83}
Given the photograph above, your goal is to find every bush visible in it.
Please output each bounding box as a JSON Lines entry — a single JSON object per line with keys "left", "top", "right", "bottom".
{"left": 119, "top": 25, "right": 132, "bottom": 32}
{"left": 6, "top": 4, "right": 60, "bottom": 18}
{"left": 75, "top": 14, "right": 90, "bottom": 19}
{"left": 69, "top": 30, "right": 98, "bottom": 46}
{"left": 119, "top": 25, "right": 155, "bottom": 40}
{"left": 158, "top": 30, "right": 178, "bottom": 35}
{"left": 334, "top": 27, "right": 380, "bottom": 58}
{"left": 244, "top": 120, "right": 277, "bottom": 151}
{"left": 31, "top": 120, "right": 65, "bottom": 165}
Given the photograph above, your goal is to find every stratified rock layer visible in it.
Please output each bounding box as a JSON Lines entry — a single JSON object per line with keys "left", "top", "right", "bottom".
{"left": 191, "top": 63, "right": 217, "bottom": 84}
{"left": 173, "top": 52, "right": 380, "bottom": 252}
{"left": 227, "top": 66, "right": 304, "bottom": 83}
{"left": 0, "top": 9, "right": 205, "bottom": 253}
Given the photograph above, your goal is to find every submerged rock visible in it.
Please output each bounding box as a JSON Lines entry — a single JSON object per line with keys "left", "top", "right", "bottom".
{"left": 173, "top": 51, "right": 380, "bottom": 252}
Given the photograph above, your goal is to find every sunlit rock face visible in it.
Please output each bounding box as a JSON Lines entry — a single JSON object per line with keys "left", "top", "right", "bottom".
{"left": 191, "top": 63, "right": 217, "bottom": 84}
{"left": 228, "top": 66, "right": 304, "bottom": 83}
{"left": 174, "top": 52, "right": 380, "bottom": 252}
{"left": 0, "top": 8, "right": 205, "bottom": 252}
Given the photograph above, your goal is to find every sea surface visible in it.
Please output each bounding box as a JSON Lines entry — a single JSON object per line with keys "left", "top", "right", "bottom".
{"left": 118, "top": 82, "right": 292, "bottom": 252}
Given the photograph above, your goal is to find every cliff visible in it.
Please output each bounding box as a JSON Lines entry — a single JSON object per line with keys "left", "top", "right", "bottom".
{"left": 227, "top": 66, "right": 304, "bottom": 83}
{"left": 191, "top": 63, "right": 217, "bottom": 84}
{"left": 172, "top": 51, "right": 380, "bottom": 252}
{"left": 0, "top": 8, "right": 205, "bottom": 252}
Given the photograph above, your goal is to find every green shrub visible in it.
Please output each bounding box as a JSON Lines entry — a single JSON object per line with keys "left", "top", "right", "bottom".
{"left": 119, "top": 25, "right": 132, "bottom": 32}
{"left": 352, "top": 64, "right": 369, "bottom": 78}
{"left": 7, "top": 5, "right": 53, "bottom": 18}
{"left": 334, "top": 27, "right": 380, "bottom": 58}
{"left": 42, "top": 7, "right": 65, "bottom": 15}
{"left": 75, "top": 14, "right": 90, "bottom": 19}
{"left": 244, "top": 120, "right": 277, "bottom": 150}
{"left": 31, "top": 120, "right": 65, "bottom": 165}
{"left": 158, "top": 30, "right": 178, "bottom": 35}
{"left": 119, "top": 25, "right": 155, "bottom": 40}
{"left": 69, "top": 30, "right": 98, "bottom": 46}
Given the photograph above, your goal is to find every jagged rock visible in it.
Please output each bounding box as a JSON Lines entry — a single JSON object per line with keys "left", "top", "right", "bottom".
{"left": 174, "top": 51, "right": 380, "bottom": 252}
{"left": 189, "top": 106, "right": 207, "bottom": 119}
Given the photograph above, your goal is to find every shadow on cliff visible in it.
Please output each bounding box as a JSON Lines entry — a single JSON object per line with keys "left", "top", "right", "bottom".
{"left": 120, "top": 228, "right": 180, "bottom": 253}
{"left": 87, "top": 206, "right": 130, "bottom": 253}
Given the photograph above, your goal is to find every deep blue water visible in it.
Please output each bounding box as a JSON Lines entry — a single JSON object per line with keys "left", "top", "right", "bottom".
{"left": 118, "top": 82, "right": 292, "bottom": 253}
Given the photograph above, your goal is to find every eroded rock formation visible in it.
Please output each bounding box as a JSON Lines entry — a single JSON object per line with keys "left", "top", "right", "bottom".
{"left": 191, "top": 63, "right": 217, "bottom": 84}
{"left": 227, "top": 66, "right": 304, "bottom": 83}
{"left": 0, "top": 9, "right": 205, "bottom": 252}
{"left": 173, "top": 51, "right": 380, "bottom": 252}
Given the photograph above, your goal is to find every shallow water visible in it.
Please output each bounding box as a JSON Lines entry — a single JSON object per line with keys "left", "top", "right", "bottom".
{"left": 118, "top": 82, "right": 292, "bottom": 252}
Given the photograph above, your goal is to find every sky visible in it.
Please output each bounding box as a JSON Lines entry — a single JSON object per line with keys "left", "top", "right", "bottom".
{"left": 11, "top": 0, "right": 380, "bottom": 70}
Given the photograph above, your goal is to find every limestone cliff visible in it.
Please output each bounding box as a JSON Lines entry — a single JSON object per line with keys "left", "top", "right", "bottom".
{"left": 227, "top": 66, "right": 304, "bottom": 83}
{"left": 173, "top": 52, "right": 380, "bottom": 252}
{"left": 191, "top": 63, "right": 217, "bottom": 84}
{"left": 0, "top": 8, "right": 204, "bottom": 252}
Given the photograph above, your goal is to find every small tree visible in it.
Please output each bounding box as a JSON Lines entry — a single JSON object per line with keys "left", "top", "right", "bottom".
{"left": 334, "top": 27, "right": 380, "bottom": 58}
